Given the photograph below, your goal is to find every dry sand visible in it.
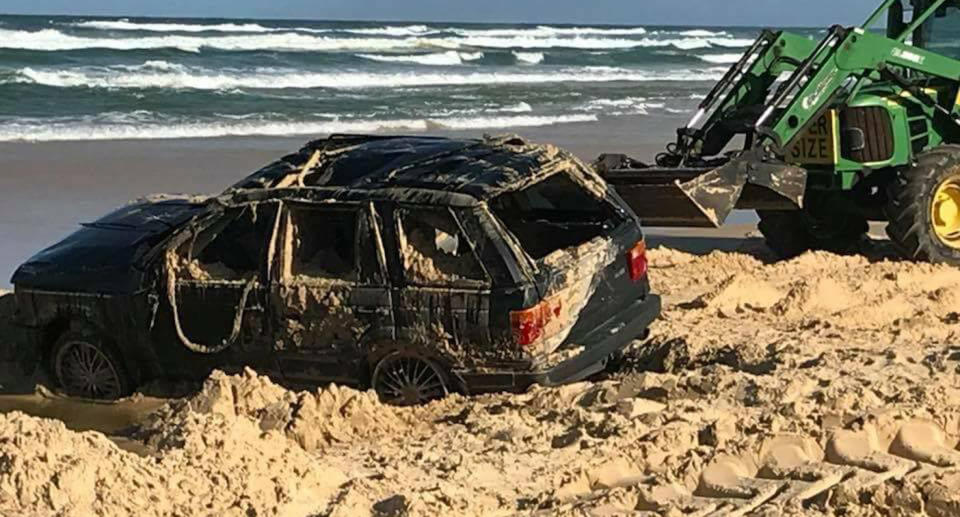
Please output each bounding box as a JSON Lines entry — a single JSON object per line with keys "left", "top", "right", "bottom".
{"left": 4, "top": 243, "right": 960, "bottom": 516}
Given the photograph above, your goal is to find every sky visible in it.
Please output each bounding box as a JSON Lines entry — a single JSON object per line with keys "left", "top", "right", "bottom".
{"left": 1, "top": 0, "right": 881, "bottom": 27}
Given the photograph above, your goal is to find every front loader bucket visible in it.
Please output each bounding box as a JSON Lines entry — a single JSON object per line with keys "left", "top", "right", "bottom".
{"left": 601, "top": 156, "right": 808, "bottom": 228}
{"left": 605, "top": 168, "right": 722, "bottom": 227}
{"left": 675, "top": 160, "right": 749, "bottom": 227}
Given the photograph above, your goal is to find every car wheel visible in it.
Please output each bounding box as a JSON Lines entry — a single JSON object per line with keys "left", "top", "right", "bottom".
{"left": 757, "top": 208, "right": 867, "bottom": 259}
{"left": 372, "top": 352, "right": 449, "bottom": 406}
{"left": 52, "top": 331, "right": 131, "bottom": 400}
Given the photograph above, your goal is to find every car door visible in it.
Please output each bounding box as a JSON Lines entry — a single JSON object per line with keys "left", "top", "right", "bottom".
{"left": 153, "top": 201, "right": 281, "bottom": 377}
{"left": 271, "top": 200, "right": 393, "bottom": 387}
{"left": 384, "top": 204, "right": 492, "bottom": 366}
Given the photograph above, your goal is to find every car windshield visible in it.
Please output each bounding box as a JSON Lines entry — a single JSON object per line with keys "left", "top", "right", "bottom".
{"left": 489, "top": 171, "right": 624, "bottom": 261}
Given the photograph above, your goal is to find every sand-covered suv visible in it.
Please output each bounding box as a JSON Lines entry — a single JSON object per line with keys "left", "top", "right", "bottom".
{"left": 11, "top": 135, "right": 661, "bottom": 404}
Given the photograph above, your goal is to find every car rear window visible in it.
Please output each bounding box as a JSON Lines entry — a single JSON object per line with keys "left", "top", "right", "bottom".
{"left": 489, "top": 171, "right": 625, "bottom": 260}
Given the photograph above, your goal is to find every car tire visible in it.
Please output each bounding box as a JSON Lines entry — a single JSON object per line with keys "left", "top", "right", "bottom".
{"left": 51, "top": 330, "right": 132, "bottom": 400}
{"left": 885, "top": 146, "right": 960, "bottom": 265}
{"left": 371, "top": 351, "right": 450, "bottom": 406}
{"left": 757, "top": 208, "right": 868, "bottom": 259}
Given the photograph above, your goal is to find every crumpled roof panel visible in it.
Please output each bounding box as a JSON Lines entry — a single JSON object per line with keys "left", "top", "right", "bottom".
{"left": 230, "top": 134, "right": 572, "bottom": 202}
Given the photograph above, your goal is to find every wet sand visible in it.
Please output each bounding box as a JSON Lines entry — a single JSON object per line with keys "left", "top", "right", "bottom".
{"left": 0, "top": 392, "right": 167, "bottom": 434}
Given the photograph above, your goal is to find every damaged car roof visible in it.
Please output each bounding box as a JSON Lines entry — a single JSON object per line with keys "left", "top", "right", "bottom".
{"left": 229, "top": 134, "right": 584, "bottom": 205}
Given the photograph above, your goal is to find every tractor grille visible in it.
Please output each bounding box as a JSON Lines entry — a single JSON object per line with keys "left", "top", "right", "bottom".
{"left": 840, "top": 107, "right": 894, "bottom": 163}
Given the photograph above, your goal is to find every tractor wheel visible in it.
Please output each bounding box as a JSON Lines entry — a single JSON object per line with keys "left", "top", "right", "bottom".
{"left": 757, "top": 208, "right": 868, "bottom": 259}
{"left": 371, "top": 352, "right": 450, "bottom": 406}
{"left": 885, "top": 145, "right": 960, "bottom": 264}
{"left": 51, "top": 331, "right": 131, "bottom": 400}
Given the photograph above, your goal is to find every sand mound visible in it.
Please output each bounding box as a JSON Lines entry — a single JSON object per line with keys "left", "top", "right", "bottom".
{"left": 0, "top": 372, "right": 349, "bottom": 517}
{"left": 646, "top": 246, "right": 696, "bottom": 268}
{"left": 647, "top": 248, "right": 960, "bottom": 366}
{"left": 138, "top": 368, "right": 429, "bottom": 452}
{"left": 694, "top": 274, "right": 783, "bottom": 317}
{"left": 774, "top": 276, "right": 856, "bottom": 317}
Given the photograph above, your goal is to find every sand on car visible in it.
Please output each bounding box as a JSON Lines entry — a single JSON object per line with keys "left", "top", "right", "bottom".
{"left": 8, "top": 134, "right": 659, "bottom": 405}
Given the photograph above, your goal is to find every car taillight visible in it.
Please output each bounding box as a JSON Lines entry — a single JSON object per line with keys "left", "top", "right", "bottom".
{"left": 510, "top": 297, "right": 562, "bottom": 348}
{"left": 510, "top": 306, "right": 542, "bottom": 347}
{"left": 627, "top": 240, "right": 648, "bottom": 282}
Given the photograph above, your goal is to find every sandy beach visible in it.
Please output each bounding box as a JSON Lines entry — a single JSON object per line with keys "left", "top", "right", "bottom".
{"left": 6, "top": 242, "right": 960, "bottom": 516}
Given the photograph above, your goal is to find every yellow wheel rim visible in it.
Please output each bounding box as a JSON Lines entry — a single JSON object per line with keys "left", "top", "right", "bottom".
{"left": 931, "top": 177, "right": 960, "bottom": 248}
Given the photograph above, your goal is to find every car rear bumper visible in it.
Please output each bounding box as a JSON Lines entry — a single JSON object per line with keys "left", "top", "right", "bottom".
{"left": 459, "top": 294, "right": 662, "bottom": 393}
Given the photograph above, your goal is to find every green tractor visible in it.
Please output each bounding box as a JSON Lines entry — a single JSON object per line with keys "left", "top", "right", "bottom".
{"left": 598, "top": 0, "right": 960, "bottom": 263}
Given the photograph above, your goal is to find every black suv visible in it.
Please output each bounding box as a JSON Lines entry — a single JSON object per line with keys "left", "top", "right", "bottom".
{"left": 11, "top": 135, "right": 661, "bottom": 404}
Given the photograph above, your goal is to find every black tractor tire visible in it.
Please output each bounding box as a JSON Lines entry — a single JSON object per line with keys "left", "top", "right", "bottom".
{"left": 757, "top": 208, "right": 869, "bottom": 259}
{"left": 51, "top": 330, "right": 132, "bottom": 400}
{"left": 885, "top": 145, "right": 960, "bottom": 264}
{"left": 371, "top": 351, "right": 450, "bottom": 406}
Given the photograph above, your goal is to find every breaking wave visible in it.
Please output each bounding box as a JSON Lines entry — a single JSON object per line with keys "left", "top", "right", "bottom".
{"left": 440, "top": 35, "right": 754, "bottom": 50}
{"left": 0, "top": 28, "right": 755, "bottom": 52}
{"left": 0, "top": 113, "right": 599, "bottom": 142}
{"left": 697, "top": 53, "right": 743, "bottom": 64}
{"left": 0, "top": 29, "right": 427, "bottom": 52}
{"left": 342, "top": 25, "right": 435, "bottom": 37}
{"left": 513, "top": 51, "right": 545, "bottom": 64}
{"left": 12, "top": 65, "right": 728, "bottom": 90}
{"left": 674, "top": 29, "right": 729, "bottom": 37}
{"left": 451, "top": 26, "right": 649, "bottom": 37}
{"left": 68, "top": 19, "right": 276, "bottom": 33}
{"left": 357, "top": 51, "right": 483, "bottom": 66}
{"left": 499, "top": 102, "right": 533, "bottom": 113}
{"left": 575, "top": 97, "right": 664, "bottom": 115}
{"left": 64, "top": 20, "right": 653, "bottom": 38}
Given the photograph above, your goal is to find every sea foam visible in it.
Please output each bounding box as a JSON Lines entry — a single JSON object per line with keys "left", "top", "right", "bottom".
{"left": 0, "top": 28, "right": 755, "bottom": 52}
{"left": 357, "top": 51, "right": 484, "bottom": 66}
{"left": 13, "top": 65, "right": 728, "bottom": 90}
{"left": 0, "top": 113, "right": 599, "bottom": 142}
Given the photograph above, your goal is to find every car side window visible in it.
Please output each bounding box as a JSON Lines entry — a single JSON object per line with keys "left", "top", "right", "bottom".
{"left": 287, "top": 206, "right": 358, "bottom": 282}
{"left": 396, "top": 208, "right": 488, "bottom": 286}
{"left": 283, "top": 203, "right": 383, "bottom": 285}
{"left": 177, "top": 204, "right": 274, "bottom": 282}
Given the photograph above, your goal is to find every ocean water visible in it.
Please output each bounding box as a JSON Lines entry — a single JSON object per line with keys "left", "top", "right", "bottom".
{"left": 0, "top": 15, "right": 822, "bottom": 142}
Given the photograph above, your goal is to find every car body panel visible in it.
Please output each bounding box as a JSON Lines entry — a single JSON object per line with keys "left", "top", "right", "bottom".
{"left": 11, "top": 197, "right": 205, "bottom": 295}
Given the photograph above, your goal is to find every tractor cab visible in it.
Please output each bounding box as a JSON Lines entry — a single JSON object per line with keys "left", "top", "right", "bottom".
{"left": 888, "top": 0, "right": 960, "bottom": 51}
